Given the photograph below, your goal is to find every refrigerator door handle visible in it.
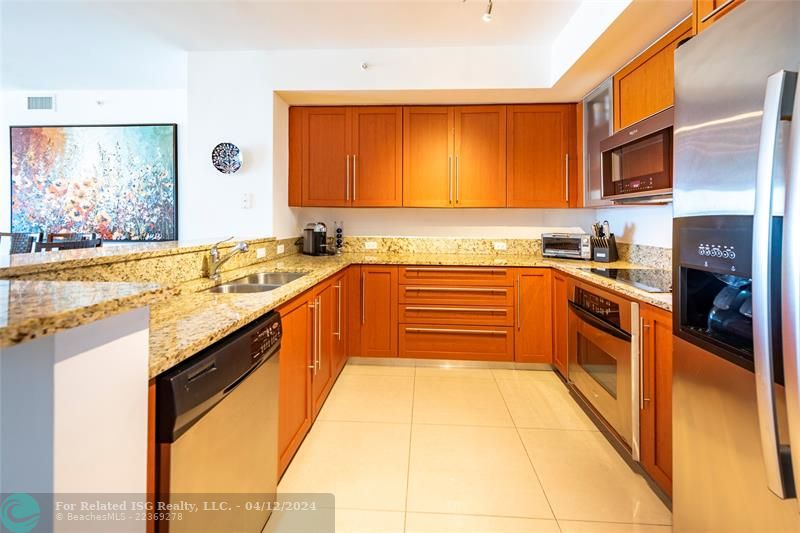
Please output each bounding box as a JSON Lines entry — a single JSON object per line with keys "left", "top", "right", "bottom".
{"left": 783, "top": 69, "right": 800, "bottom": 507}
{"left": 753, "top": 69, "right": 798, "bottom": 499}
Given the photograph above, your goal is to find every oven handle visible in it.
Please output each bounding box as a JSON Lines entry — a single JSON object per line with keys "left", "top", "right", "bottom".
{"left": 568, "top": 301, "right": 631, "bottom": 342}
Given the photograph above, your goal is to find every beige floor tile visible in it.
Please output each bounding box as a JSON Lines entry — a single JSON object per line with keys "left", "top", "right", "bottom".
{"left": 406, "top": 512, "right": 561, "bottom": 532}
{"left": 407, "top": 424, "right": 553, "bottom": 519}
{"left": 558, "top": 520, "right": 672, "bottom": 533}
{"left": 491, "top": 369, "right": 555, "bottom": 380}
{"left": 342, "top": 363, "right": 415, "bottom": 377}
{"left": 335, "top": 509, "right": 405, "bottom": 533}
{"left": 519, "top": 429, "right": 671, "bottom": 525}
{"left": 413, "top": 376, "right": 513, "bottom": 426}
{"left": 318, "top": 374, "right": 414, "bottom": 423}
{"left": 279, "top": 421, "right": 410, "bottom": 511}
{"left": 414, "top": 366, "right": 496, "bottom": 380}
{"left": 495, "top": 373, "right": 596, "bottom": 431}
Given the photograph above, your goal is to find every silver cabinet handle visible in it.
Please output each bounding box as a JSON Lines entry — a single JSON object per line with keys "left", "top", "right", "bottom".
{"left": 405, "top": 267, "right": 507, "bottom": 274}
{"left": 315, "top": 297, "right": 321, "bottom": 373}
{"left": 700, "top": 0, "right": 736, "bottom": 23}
{"left": 405, "top": 327, "right": 507, "bottom": 336}
{"left": 353, "top": 154, "right": 357, "bottom": 201}
{"left": 455, "top": 155, "right": 460, "bottom": 204}
{"left": 639, "top": 318, "right": 650, "bottom": 410}
{"left": 334, "top": 281, "right": 342, "bottom": 339}
{"left": 404, "top": 286, "right": 507, "bottom": 293}
{"left": 564, "top": 153, "right": 570, "bottom": 203}
{"left": 404, "top": 306, "right": 508, "bottom": 313}
{"left": 781, "top": 71, "right": 800, "bottom": 512}
{"left": 752, "top": 70, "right": 797, "bottom": 499}
{"left": 516, "top": 274, "right": 521, "bottom": 330}
{"left": 346, "top": 155, "right": 351, "bottom": 201}
{"left": 361, "top": 272, "right": 365, "bottom": 325}
{"left": 448, "top": 155, "right": 453, "bottom": 205}
{"left": 309, "top": 301, "right": 318, "bottom": 376}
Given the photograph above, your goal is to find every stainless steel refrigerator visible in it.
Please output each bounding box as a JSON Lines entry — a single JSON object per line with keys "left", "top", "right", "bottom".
{"left": 672, "top": 1, "right": 800, "bottom": 531}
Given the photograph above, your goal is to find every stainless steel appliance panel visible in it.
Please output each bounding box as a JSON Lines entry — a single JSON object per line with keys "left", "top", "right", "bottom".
{"left": 583, "top": 79, "right": 614, "bottom": 207}
{"left": 673, "top": 1, "right": 800, "bottom": 218}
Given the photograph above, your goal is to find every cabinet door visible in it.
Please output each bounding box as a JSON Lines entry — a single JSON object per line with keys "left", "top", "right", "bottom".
{"left": 507, "top": 105, "right": 572, "bottom": 208}
{"left": 311, "top": 282, "right": 335, "bottom": 415}
{"left": 277, "top": 293, "right": 313, "bottom": 475}
{"left": 403, "top": 107, "right": 454, "bottom": 207}
{"left": 454, "top": 106, "right": 507, "bottom": 207}
{"left": 346, "top": 265, "right": 362, "bottom": 357}
{"left": 331, "top": 273, "right": 347, "bottom": 376}
{"left": 301, "top": 107, "right": 350, "bottom": 206}
{"left": 613, "top": 18, "right": 693, "bottom": 131}
{"left": 694, "top": 0, "right": 743, "bottom": 33}
{"left": 640, "top": 304, "right": 673, "bottom": 496}
{"left": 514, "top": 268, "right": 553, "bottom": 364}
{"left": 360, "top": 266, "right": 398, "bottom": 357}
{"left": 552, "top": 272, "right": 569, "bottom": 377}
{"left": 351, "top": 107, "right": 403, "bottom": 207}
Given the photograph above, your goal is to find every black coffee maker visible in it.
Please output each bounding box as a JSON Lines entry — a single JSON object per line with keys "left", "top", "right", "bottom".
{"left": 303, "top": 222, "right": 328, "bottom": 256}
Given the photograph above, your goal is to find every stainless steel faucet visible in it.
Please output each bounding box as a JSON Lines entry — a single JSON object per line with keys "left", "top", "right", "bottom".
{"left": 208, "top": 236, "right": 249, "bottom": 281}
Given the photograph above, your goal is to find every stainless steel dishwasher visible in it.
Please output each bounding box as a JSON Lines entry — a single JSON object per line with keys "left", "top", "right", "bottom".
{"left": 157, "top": 311, "right": 281, "bottom": 533}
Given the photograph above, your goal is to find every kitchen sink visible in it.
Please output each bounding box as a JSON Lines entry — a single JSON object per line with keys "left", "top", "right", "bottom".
{"left": 207, "top": 283, "right": 280, "bottom": 294}
{"left": 233, "top": 271, "right": 306, "bottom": 285}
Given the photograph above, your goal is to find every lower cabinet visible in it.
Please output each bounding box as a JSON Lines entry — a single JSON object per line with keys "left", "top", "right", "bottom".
{"left": 277, "top": 292, "right": 314, "bottom": 476}
{"left": 399, "top": 325, "right": 514, "bottom": 361}
{"left": 310, "top": 280, "right": 335, "bottom": 415}
{"left": 514, "top": 268, "right": 554, "bottom": 364}
{"left": 359, "top": 266, "right": 399, "bottom": 357}
{"left": 639, "top": 303, "right": 673, "bottom": 496}
{"left": 552, "top": 271, "right": 570, "bottom": 376}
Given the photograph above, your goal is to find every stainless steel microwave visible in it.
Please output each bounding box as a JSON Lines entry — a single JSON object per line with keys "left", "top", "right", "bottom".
{"left": 600, "top": 107, "right": 674, "bottom": 202}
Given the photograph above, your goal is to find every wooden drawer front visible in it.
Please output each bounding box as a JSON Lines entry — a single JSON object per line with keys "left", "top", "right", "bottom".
{"left": 399, "top": 325, "right": 514, "bottom": 361}
{"left": 399, "top": 266, "right": 514, "bottom": 286}
{"left": 399, "top": 305, "right": 513, "bottom": 327}
{"left": 400, "top": 285, "right": 514, "bottom": 306}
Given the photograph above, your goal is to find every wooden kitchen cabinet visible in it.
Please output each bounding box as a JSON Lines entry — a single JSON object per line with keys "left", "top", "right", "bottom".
{"left": 402, "top": 107, "right": 454, "bottom": 207}
{"left": 277, "top": 292, "right": 314, "bottom": 476}
{"left": 346, "top": 265, "right": 362, "bottom": 357}
{"left": 693, "top": 0, "right": 743, "bottom": 33}
{"left": 507, "top": 105, "right": 574, "bottom": 208}
{"left": 552, "top": 271, "right": 570, "bottom": 376}
{"left": 399, "top": 324, "right": 514, "bottom": 361}
{"left": 640, "top": 303, "right": 673, "bottom": 496}
{"left": 514, "top": 268, "right": 554, "bottom": 364}
{"left": 453, "top": 106, "right": 507, "bottom": 207}
{"left": 290, "top": 107, "right": 402, "bottom": 207}
{"left": 359, "top": 266, "right": 398, "bottom": 357}
{"left": 330, "top": 272, "right": 347, "bottom": 376}
{"left": 311, "top": 280, "right": 335, "bottom": 415}
{"left": 613, "top": 17, "right": 693, "bottom": 131}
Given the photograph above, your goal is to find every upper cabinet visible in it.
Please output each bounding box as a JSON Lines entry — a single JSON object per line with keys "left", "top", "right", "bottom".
{"left": 403, "top": 107, "right": 454, "bottom": 208}
{"left": 613, "top": 17, "right": 693, "bottom": 131}
{"left": 289, "top": 106, "right": 402, "bottom": 207}
{"left": 693, "top": 0, "right": 743, "bottom": 33}
{"left": 506, "top": 104, "right": 574, "bottom": 208}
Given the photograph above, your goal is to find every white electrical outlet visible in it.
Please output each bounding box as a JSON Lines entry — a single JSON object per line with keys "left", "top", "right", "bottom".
{"left": 364, "top": 241, "right": 378, "bottom": 250}
{"left": 493, "top": 241, "right": 508, "bottom": 251}
{"left": 256, "top": 248, "right": 267, "bottom": 259}
{"left": 242, "top": 193, "right": 254, "bottom": 209}
{"left": 276, "top": 244, "right": 285, "bottom": 255}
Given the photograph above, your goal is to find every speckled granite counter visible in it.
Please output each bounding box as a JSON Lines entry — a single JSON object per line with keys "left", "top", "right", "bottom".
{"left": 0, "top": 280, "right": 178, "bottom": 348}
{"left": 148, "top": 253, "right": 672, "bottom": 378}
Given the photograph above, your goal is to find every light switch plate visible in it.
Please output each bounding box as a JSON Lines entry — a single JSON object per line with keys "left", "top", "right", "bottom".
{"left": 493, "top": 241, "right": 508, "bottom": 251}
{"left": 256, "top": 248, "right": 267, "bottom": 259}
{"left": 364, "top": 241, "right": 378, "bottom": 250}
{"left": 276, "top": 244, "right": 285, "bottom": 255}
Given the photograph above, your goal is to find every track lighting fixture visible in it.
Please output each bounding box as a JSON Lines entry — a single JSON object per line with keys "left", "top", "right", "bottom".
{"left": 483, "top": 0, "right": 493, "bottom": 22}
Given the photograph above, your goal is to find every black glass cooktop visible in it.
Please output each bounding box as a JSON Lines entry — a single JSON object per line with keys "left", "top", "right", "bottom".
{"left": 578, "top": 268, "right": 672, "bottom": 293}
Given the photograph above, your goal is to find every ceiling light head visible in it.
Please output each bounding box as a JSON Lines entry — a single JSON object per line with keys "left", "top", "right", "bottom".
{"left": 483, "top": 0, "right": 493, "bottom": 22}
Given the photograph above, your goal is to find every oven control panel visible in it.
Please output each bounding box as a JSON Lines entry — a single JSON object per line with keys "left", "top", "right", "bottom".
{"left": 574, "top": 287, "right": 621, "bottom": 328}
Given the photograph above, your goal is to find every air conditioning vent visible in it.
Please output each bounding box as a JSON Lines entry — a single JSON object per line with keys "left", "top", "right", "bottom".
{"left": 27, "top": 95, "right": 55, "bottom": 111}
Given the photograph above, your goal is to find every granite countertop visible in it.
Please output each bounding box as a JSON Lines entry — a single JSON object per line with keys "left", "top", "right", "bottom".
{"left": 0, "top": 280, "right": 179, "bottom": 348}
{"left": 148, "top": 253, "right": 672, "bottom": 378}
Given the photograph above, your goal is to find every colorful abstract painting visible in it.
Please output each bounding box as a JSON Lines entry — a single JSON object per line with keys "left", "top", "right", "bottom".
{"left": 10, "top": 124, "right": 177, "bottom": 241}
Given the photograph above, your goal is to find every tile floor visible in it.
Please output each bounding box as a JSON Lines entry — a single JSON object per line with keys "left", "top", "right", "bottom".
{"left": 269, "top": 363, "right": 671, "bottom": 533}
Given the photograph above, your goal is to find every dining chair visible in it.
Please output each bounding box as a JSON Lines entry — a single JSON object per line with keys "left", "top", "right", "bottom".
{"left": 46, "top": 232, "right": 98, "bottom": 242}
{"left": 34, "top": 238, "right": 103, "bottom": 252}
{"left": 0, "top": 232, "right": 37, "bottom": 254}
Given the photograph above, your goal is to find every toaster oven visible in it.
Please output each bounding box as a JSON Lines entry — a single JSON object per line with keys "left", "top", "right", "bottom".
{"left": 541, "top": 233, "right": 592, "bottom": 260}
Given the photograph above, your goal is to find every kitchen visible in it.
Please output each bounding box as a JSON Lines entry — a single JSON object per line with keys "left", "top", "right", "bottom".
{"left": 0, "top": 0, "right": 798, "bottom": 532}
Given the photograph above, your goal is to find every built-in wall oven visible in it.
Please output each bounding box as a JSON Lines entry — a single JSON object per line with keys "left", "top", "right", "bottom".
{"left": 568, "top": 280, "right": 640, "bottom": 460}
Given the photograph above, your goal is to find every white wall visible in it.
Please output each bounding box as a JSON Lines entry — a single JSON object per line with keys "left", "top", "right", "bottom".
{"left": 1, "top": 90, "right": 188, "bottom": 233}
{"left": 595, "top": 204, "right": 674, "bottom": 248}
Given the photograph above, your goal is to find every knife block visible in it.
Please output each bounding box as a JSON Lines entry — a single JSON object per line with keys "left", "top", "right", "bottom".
{"left": 592, "top": 234, "right": 619, "bottom": 263}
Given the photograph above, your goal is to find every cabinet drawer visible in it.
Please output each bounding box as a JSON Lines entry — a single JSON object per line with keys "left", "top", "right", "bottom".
{"left": 399, "top": 325, "right": 514, "bottom": 361}
{"left": 399, "top": 305, "right": 513, "bottom": 327}
{"left": 400, "top": 285, "right": 514, "bottom": 306}
{"left": 399, "top": 266, "right": 513, "bottom": 286}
